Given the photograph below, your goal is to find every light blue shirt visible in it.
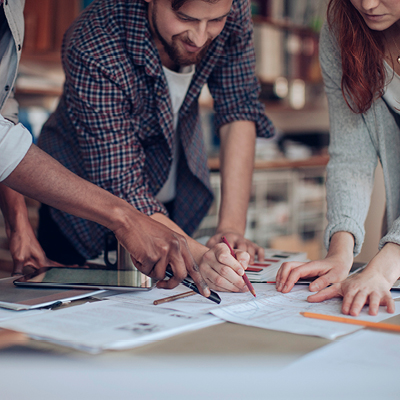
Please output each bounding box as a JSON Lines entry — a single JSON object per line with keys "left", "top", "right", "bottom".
{"left": 0, "top": 0, "right": 32, "bottom": 182}
{"left": 0, "top": 0, "right": 25, "bottom": 122}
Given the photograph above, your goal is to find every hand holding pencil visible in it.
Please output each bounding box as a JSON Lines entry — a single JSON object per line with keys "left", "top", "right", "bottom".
{"left": 187, "top": 236, "right": 252, "bottom": 293}
{"left": 221, "top": 236, "right": 256, "bottom": 297}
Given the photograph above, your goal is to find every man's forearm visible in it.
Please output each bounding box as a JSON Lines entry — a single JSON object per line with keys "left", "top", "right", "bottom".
{"left": 217, "top": 120, "right": 256, "bottom": 234}
{"left": 150, "top": 212, "right": 208, "bottom": 263}
{"left": 0, "top": 183, "right": 30, "bottom": 234}
{"left": 2, "top": 144, "right": 140, "bottom": 232}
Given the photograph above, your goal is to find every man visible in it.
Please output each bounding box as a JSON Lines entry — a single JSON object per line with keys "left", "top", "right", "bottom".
{"left": 38, "top": 0, "right": 275, "bottom": 291}
{"left": 0, "top": 0, "right": 211, "bottom": 296}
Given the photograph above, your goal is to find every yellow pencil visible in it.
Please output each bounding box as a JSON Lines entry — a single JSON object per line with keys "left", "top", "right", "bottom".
{"left": 301, "top": 312, "right": 400, "bottom": 333}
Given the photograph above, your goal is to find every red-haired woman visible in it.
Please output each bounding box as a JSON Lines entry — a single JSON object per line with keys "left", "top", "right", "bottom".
{"left": 276, "top": 0, "right": 400, "bottom": 316}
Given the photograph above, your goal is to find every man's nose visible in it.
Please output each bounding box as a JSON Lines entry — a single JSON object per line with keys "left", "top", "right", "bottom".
{"left": 188, "top": 21, "right": 209, "bottom": 48}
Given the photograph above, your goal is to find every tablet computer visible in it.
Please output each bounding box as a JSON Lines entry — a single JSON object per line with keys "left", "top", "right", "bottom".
{"left": 14, "top": 266, "right": 154, "bottom": 291}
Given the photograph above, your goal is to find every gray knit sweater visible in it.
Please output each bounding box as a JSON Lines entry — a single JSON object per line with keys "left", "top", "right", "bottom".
{"left": 320, "top": 23, "right": 400, "bottom": 256}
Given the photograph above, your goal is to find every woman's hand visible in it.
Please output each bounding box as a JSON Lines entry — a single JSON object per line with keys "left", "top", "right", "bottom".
{"left": 276, "top": 256, "right": 352, "bottom": 294}
{"left": 206, "top": 231, "right": 264, "bottom": 263}
{"left": 307, "top": 270, "right": 395, "bottom": 316}
{"left": 276, "top": 231, "right": 354, "bottom": 293}
{"left": 198, "top": 242, "right": 250, "bottom": 292}
{"left": 308, "top": 243, "right": 400, "bottom": 316}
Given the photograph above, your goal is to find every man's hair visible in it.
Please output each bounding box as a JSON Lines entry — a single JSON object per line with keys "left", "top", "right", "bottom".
{"left": 327, "top": 0, "right": 386, "bottom": 114}
{"left": 171, "top": 0, "right": 220, "bottom": 11}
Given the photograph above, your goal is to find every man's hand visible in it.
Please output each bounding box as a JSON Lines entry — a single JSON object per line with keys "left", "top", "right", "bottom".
{"left": 207, "top": 231, "right": 264, "bottom": 263}
{"left": 112, "top": 210, "right": 211, "bottom": 297}
{"left": 141, "top": 213, "right": 251, "bottom": 293}
{"left": 7, "top": 218, "right": 61, "bottom": 276}
{"left": 0, "top": 182, "right": 60, "bottom": 276}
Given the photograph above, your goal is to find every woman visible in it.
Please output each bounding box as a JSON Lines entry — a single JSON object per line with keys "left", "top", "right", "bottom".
{"left": 276, "top": 0, "right": 400, "bottom": 316}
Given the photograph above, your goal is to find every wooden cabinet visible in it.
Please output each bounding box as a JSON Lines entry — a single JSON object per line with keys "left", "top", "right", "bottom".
{"left": 23, "top": 0, "right": 81, "bottom": 62}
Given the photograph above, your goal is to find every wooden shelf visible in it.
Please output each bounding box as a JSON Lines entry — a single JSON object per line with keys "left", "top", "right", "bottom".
{"left": 208, "top": 154, "right": 329, "bottom": 171}
{"left": 252, "top": 15, "right": 320, "bottom": 35}
{"left": 15, "top": 87, "right": 63, "bottom": 97}
{"left": 264, "top": 102, "right": 329, "bottom": 133}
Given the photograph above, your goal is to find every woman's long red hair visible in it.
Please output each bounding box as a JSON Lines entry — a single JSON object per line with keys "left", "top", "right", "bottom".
{"left": 327, "top": 0, "right": 386, "bottom": 113}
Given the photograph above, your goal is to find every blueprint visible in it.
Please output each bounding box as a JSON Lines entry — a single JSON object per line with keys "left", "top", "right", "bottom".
{"left": 211, "top": 286, "right": 400, "bottom": 339}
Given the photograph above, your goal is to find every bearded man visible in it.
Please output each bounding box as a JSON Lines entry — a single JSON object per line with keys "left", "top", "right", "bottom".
{"left": 38, "top": 0, "right": 275, "bottom": 292}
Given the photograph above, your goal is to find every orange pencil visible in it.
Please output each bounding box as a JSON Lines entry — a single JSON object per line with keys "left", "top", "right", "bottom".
{"left": 154, "top": 291, "right": 196, "bottom": 305}
{"left": 301, "top": 312, "right": 400, "bottom": 333}
{"left": 221, "top": 236, "right": 256, "bottom": 297}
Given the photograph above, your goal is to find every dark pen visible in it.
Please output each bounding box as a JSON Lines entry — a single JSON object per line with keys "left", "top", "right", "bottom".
{"left": 164, "top": 270, "right": 221, "bottom": 304}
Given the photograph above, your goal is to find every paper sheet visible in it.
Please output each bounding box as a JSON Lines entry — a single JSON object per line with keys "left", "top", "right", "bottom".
{"left": 211, "top": 286, "right": 400, "bottom": 339}
{"left": 0, "top": 300, "right": 222, "bottom": 353}
{"left": 0, "top": 307, "right": 46, "bottom": 321}
{"left": 104, "top": 283, "right": 400, "bottom": 339}
{"left": 246, "top": 249, "right": 308, "bottom": 282}
{"left": 103, "top": 283, "right": 272, "bottom": 314}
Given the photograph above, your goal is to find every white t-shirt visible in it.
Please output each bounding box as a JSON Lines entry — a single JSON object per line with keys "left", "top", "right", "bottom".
{"left": 155, "top": 65, "right": 195, "bottom": 203}
{"left": 383, "top": 61, "right": 400, "bottom": 114}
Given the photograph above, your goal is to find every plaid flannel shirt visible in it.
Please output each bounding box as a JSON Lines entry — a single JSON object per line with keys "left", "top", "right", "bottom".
{"left": 38, "top": 0, "right": 275, "bottom": 259}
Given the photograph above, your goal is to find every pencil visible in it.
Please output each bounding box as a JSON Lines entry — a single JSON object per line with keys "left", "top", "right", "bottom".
{"left": 301, "top": 312, "right": 400, "bottom": 333}
{"left": 153, "top": 291, "right": 196, "bottom": 305}
{"left": 265, "top": 281, "right": 310, "bottom": 285}
{"left": 221, "top": 236, "right": 256, "bottom": 297}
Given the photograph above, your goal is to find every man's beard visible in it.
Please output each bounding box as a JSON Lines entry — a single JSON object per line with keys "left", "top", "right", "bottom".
{"left": 151, "top": 7, "right": 212, "bottom": 66}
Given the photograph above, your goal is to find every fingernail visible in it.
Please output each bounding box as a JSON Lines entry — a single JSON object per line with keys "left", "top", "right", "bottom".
{"left": 283, "top": 285, "right": 288, "bottom": 292}
{"left": 204, "top": 288, "right": 211, "bottom": 297}
{"left": 312, "top": 283, "right": 319, "bottom": 291}
{"left": 238, "top": 268, "right": 244, "bottom": 276}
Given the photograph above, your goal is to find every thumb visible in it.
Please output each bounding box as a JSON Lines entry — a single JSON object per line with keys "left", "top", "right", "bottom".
{"left": 206, "top": 235, "right": 218, "bottom": 249}
{"left": 12, "top": 260, "right": 24, "bottom": 276}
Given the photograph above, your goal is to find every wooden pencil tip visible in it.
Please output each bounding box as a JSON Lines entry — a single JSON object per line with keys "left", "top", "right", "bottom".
{"left": 251, "top": 290, "right": 256, "bottom": 297}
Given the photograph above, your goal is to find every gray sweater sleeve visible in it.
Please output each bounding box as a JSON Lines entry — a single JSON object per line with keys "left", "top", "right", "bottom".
{"left": 319, "top": 23, "right": 379, "bottom": 256}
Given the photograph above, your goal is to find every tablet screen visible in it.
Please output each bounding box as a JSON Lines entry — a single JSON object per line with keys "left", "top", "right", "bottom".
{"left": 14, "top": 266, "right": 154, "bottom": 290}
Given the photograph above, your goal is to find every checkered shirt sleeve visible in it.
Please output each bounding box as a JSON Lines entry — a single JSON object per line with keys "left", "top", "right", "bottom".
{"left": 208, "top": 0, "right": 275, "bottom": 138}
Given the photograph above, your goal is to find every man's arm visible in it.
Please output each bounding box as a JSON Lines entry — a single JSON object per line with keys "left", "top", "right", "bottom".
{"left": 206, "top": 120, "right": 264, "bottom": 261}
{"left": 3, "top": 144, "right": 210, "bottom": 296}
{"left": 0, "top": 183, "right": 56, "bottom": 274}
{"left": 0, "top": 114, "right": 54, "bottom": 274}
{"left": 206, "top": 0, "right": 274, "bottom": 260}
